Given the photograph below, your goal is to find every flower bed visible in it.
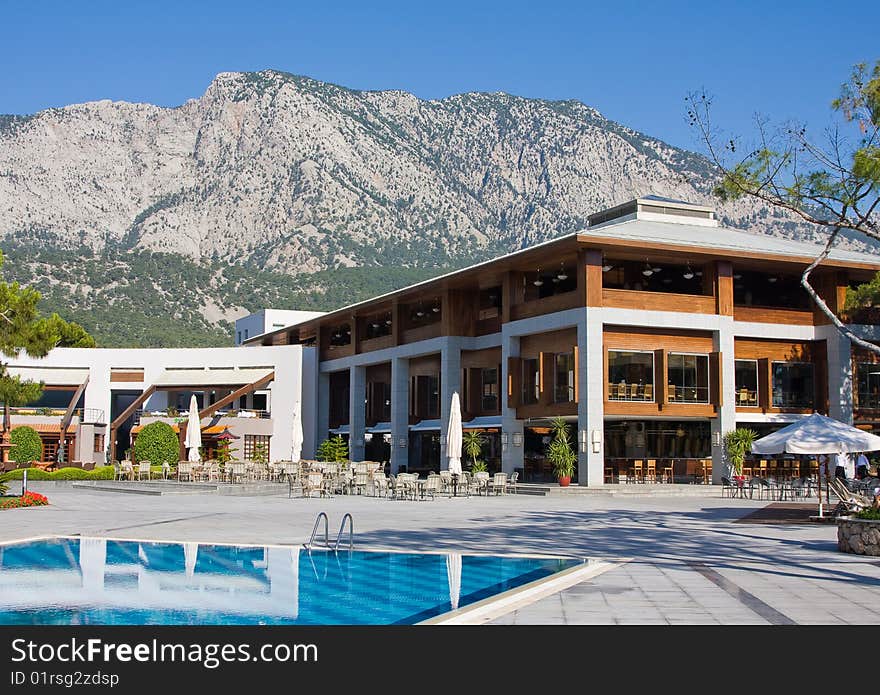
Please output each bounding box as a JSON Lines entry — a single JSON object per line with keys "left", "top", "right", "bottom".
{"left": 0, "top": 491, "right": 49, "bottom": 510}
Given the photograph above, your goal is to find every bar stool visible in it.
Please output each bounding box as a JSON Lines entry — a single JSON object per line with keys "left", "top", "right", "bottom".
{"left": 755, "top": 459, "right": 769, "bottom": 478}
{"left": 700, "top": 459, "right": 712, "bottom": 484}
{"left": 645, "top": 459, "right": 657, "bottom": 483}
{"left": 660, "top": 460, "right": 674, "bottom": 484}
{"left": 604, "top": 465, "right": 615, "bottom": 484}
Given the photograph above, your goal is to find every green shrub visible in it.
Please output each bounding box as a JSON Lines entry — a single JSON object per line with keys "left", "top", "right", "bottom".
{"left": 317, "top": 435, "right": 348, "bottom": 462}
{"left": 855, "top": 507, "right": 880, "bottom": 521}
{"left": 132, "top": 421, "right": 179, "bottom": 467}
{"left": 10, "top": 426, "right": 43, "bottom": 465}
{"left": 0, "top": 466, "right": 114, "bottom": 482}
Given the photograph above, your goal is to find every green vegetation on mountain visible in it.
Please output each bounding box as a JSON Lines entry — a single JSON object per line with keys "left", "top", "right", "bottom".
{"left": 1, "top": 242, "right": 460, "bottom": 347}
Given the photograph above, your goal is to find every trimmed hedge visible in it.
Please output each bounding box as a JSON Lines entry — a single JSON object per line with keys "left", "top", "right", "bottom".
{"left": 133, "top": 421, "right": 179, "bottom": 467}
{"left": 10, "top": 426, "right": 43, "bottom": 465}
{"left": 0, "top": 466, "right": 115, "bottom": 482}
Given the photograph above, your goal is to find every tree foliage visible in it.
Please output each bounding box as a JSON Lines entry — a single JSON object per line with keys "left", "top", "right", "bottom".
{"left": 317, "top": 435, "right": 349, "bottom": 463}
{"left": 687, "top": 60, "right": 880, "bottom": 353}
{"left": 723, "top": 428, "right": 758, "bottom": 477}
{"left": 462, "top": 430, "right": 485, "bottom": 470}
{"left": 9, "top": 425, "right": 43, "bottom": 465}
{"left": 132, "top": 421, "right": 179, "bottom": 467}
{"left": 545, "top": 417, "right": 576, "bottom": 479}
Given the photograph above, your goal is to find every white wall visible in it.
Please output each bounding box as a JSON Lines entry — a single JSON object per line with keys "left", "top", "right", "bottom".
{"left": 234, "top": 310, "right": 326, "bottom": 345}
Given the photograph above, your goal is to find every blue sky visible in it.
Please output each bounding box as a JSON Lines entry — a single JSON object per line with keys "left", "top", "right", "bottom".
{"left": 1, "top": 0, "right": 876, "bottom": 151}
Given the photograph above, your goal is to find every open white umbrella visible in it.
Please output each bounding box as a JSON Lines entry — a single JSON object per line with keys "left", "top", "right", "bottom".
{"left": 291, "top": 405, "right": 303, "bottom": 463}
{"left": 751, "top": 412, "right": 880, "bottom": 515}
{"left": 184, "top": 394, "right": 202, "bottom": 463}
{"left": 446, "top": 392, "right": 463, "bottom": 475}
{"left": 445, "top": 552, "right": 461, "bottom": 611}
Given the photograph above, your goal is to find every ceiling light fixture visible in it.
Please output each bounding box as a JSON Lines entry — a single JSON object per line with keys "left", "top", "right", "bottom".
{"left": 683, "top": 263, "right": 695, "bottom": 280}
{"left": 602, "top": 262, "right": 613, "bottom": 272}
{"left": 557, "top": 263, "right": 568, "bottom": 281}
{"left": 733, "top": 273, "right": 742, "bottom": 280}
{"left": 768, "top": 276, "right": 778, "bottom": 283}
{"left": 533, "top": 269, "right": 544, "bottom": 287}
{"left": 642, "top": 260, "right": 654, "bottom": 277}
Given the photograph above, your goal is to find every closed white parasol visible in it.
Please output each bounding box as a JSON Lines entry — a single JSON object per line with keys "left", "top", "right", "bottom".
{"left": 446, "top": 392, "right": 463, "bottom": 475}
{"left": 183, "top": 394, "right": 202, "bottom": 463}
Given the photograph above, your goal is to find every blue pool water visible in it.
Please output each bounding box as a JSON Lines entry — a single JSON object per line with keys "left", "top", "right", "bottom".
{"left": 0, "top": 538, "right": 581, "bottom": 625}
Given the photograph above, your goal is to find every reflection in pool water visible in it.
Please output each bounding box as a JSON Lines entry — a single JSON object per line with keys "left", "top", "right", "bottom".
{"left": 0, "top": 538, "right": 581, "bottom": 625}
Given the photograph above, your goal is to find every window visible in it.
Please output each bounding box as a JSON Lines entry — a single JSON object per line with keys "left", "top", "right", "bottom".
{"left": 856, "top": 363, "right": 880, "bottom": 409}
{"left": 667, "top": 353, "right": 709, "bottom": 404}
{"left": 734, "top": 359, "right": 759, "bottom": 407}
{"left": 521, "top": 358, "right": 539, "bottom": 404}
{"left": 733, "top": 270, "right": 811, "bottom": 309}
{"left": 601, "top": 260, "right": 705, "bottom": 295}
{"left": 243, "top": 434, "right": 270, "bottom": 462}
{"left": 237, "top": 331, "right": 242, "bottom": 344}
{"left": 244, "top": 329, "right": 249, "bottom": 339}
{"left": 772, "top": 362, "right": 814, "bottom": 408}
{"left": 554, "top": 352, "right": 575, "bottom": 403}
{"left": 607, "top": 351, "right": 654, "bottom": 401}
{"left": 252, "top": 393, "right": 268, "bottom": 413}
{"left": 414, "top": 375, "right": 440, "bottom": 419}
{"left": 481, "top": 368, "right": 499, "bottom": 412}
{"left": 94, "top": 433, "right": 104, "bottom": 454}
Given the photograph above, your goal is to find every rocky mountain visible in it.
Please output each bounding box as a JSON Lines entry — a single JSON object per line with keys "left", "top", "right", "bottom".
{"left": 0, "top": 70, "right": 838, "bottom": 346}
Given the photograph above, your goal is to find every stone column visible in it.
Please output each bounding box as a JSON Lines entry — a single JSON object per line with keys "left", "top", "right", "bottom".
{"left": 580, "top": 309, "right": 605, "bottom": 486}
{"left": 824, "top": 327, "right": 853, "bottom": 424}
{"left": 440, "top": 338, "right": 463, "bottom": 470}
{"left": 316, "top": 371, "right": 330, "bottom": 456}
{"left": 390, "top": 357, "right": 410, "bottom": 473}
{"left": 348, "top": 365, "right": 366, "bottom": 461}
{"left": 501, "top": 334, "right": 523, "bottom": 475}
{"left": 712, "top": 318, "right": 737, "bottom": 483}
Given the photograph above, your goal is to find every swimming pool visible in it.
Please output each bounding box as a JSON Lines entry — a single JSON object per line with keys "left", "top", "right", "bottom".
{"left": 0, "top": 537, "right": 582, "bottom": 625}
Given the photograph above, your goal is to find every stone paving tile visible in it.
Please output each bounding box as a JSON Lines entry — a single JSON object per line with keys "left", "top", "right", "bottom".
{"left": 5, "top": 484, "right": 879, "bottom": 625}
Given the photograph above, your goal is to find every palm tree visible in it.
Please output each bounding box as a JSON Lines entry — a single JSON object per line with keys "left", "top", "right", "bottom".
{"left": 462, "top": 430, "right": 485, "bottom": 471}
{"left": 723, "top": 428, "right": 758, "bottom": 476}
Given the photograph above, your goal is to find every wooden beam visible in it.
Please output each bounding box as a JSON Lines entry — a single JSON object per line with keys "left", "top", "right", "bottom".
{"left": 108, "top": 384, "right": 156, "bottom": 461}
{"left": 58, "top": 376, "right": 89, "bottom": 458}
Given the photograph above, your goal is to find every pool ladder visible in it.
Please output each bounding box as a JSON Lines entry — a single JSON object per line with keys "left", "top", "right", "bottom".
{"left": 304, "top": 512, "right": 353, "bottom": 551}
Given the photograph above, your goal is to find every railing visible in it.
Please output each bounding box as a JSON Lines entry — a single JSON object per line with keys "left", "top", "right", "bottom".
{"left": 136, "top": 408, "right": 271, "bottom": 423}
{"left": 771, "top": 392, "right": 814, "bottom": 409}
{"left": 608, "top": 383, "right": 654, "bottom": 402}
{"left": 667, "top": 385, "right": 710, "bottom": 404}
{"left": 7, "top": 406, "right": 105, "bottom": 422}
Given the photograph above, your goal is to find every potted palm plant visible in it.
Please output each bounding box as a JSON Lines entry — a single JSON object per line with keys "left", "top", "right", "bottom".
{"left": 462, "top": 430, "right": 486, "bottom": 472}
{"left": 723, "top": 428, "right": 758, "bottom": 481}
{"left": 546, "top": 417, "right": 576, "bottom": 486}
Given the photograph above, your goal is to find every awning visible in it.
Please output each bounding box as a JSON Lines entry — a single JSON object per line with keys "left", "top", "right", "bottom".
{"left": 6, "top": 366, "right": 89, "bottom": 387}
{"left": 462, "top": 416, "right": 502, "bottom": 430}
{"left": 409, "top": 419, "right": 442, "bottom": 431}
{"left": 329, "top": 424, "right": 349, "bottom": 435}
{"left": 367, "top": 422, "right": 392, "bottom": 434}
{"left": 152, "top": 367, "right": 274, "bottom": 388}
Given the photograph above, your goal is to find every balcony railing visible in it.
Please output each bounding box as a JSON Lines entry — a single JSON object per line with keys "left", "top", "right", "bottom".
{"left": 7, "top": 406, "right": 105, "bottom": 423}
{"left": 771, "top": 392, "right": 814, "bottom": 409}
{"left": 667, "top": 385, "right": 710, "bottom": 404}
{"left": 135, "top": 408, "right": 271, "bottom": 424}
{"left": 608, "top": 382, "right": 655, "bottom": 401}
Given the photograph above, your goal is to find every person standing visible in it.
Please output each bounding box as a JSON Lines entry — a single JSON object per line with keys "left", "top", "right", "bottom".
{"left": 833, "top": 451, "right": 849, "bottom": 481}
{"left": 856, "top": 452, "right": 870, "bottom": 480}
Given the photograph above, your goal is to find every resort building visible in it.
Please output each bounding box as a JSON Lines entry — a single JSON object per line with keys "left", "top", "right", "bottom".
{"left": 234, "top": 309, "right": 325, "bottom": 346}
{"left": 4, "top": 345, "right": 314, "bottom": 468}
{"left": 245, "top": 196, "right": 880, "bottom": 485}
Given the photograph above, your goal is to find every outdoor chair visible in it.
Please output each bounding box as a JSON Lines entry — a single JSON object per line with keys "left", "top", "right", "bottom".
{"left": 422, "top": 474, "right": 441, "bottom": 500}
{"left": 490, "top": 472, "right": 508, "bottom": 495}
{"left": 137, "top": 460, "right": 151, "bottom": 480}
{"left": 118, "top": 460, "right": 134, "bottom": 481}
{"left": 227, "top": 461, "right": 248, "bottom": 484}
{"left": 202, "top": 461, "right": 220, "bottom": 482}
{"left": 177, "top": 461, "right": 192, "bottom": 482}
{"left": 439, "top": 470, "right": 453, "bottom": 496}
{"left": 721, "top": 476, "right": 739, "bottom": 498}
{"left": 371, "top": 470, "right": 389, "bottom": 498}
{"left": 301, "top": 471, "right": 328, "bottom": 498}
{"left": 508, "top": 470, "right": 519, "bottom": 494}
{"left": 828, "top": 477, "right": 873, "bottom": 515}
{"left": 749, "top": 476, "right": 774, "bottom": 501}
{"left": 353, "top": 471, "right": 369, "bottom": 495}
{"left": 473, "top": 471, "right": 490, "bottom": 495}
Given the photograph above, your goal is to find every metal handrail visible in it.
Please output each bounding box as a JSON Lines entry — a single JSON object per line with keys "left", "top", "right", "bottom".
{"left": 304, "top": 512, "right": 329, "bottom": 550}
{"left": 335, "top": 513, "right": 354, "bottom": 551}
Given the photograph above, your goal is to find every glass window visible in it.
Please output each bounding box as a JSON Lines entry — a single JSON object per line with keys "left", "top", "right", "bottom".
{"left": 521, "top": 358, "right": 539, "bottom": 404}
{"left": 857, "top": 363, "right": 880, "bottom": 410}
{"left": 667, "top": 353, "right": 709, "bottom": 404}
{"left": 771, "top": 362, "right": 814, "bottom": 408}
{"left": 603, "top": 420, "right": 711, "bottom": 459}
{"left": 554, "top": 352, "right": 575, "bottom": 403}
{"left": 481, "top": 368, "right": 499, "bottom": 412}
{"left": 607, "top": 351, "right": 654, "bottom": 401}
{"left": 734, "top": 360, "right": 759, "bottom": 407}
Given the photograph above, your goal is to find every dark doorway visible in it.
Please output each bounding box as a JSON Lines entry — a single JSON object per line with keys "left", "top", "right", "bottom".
{"left": 110, "top": 390, "right": 142, "bottom": 460}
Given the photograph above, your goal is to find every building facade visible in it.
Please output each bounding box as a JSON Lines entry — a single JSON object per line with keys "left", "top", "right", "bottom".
{"left": 234, "top": 310, "right": 325, "bottom": 346}
{"left": 247, "top": 197, "right": 880, "bottom": 485}
{"left": 4, "top": 345, "right": 314, "bottom": 468}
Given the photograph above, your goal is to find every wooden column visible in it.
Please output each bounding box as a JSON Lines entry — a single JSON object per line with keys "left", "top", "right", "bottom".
{"left": 758, "top": 358, "right": 771, "bottom": 412}
{"left": 655, "top": 349, "right": 667, "bottom": 409}
{"left": 715, "top": 261, "right": 733, "bottom": 315}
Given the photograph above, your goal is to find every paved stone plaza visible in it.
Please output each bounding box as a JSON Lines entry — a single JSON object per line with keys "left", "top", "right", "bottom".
{"left": 3, "top": 483, "right": 879, "bottom": 625}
